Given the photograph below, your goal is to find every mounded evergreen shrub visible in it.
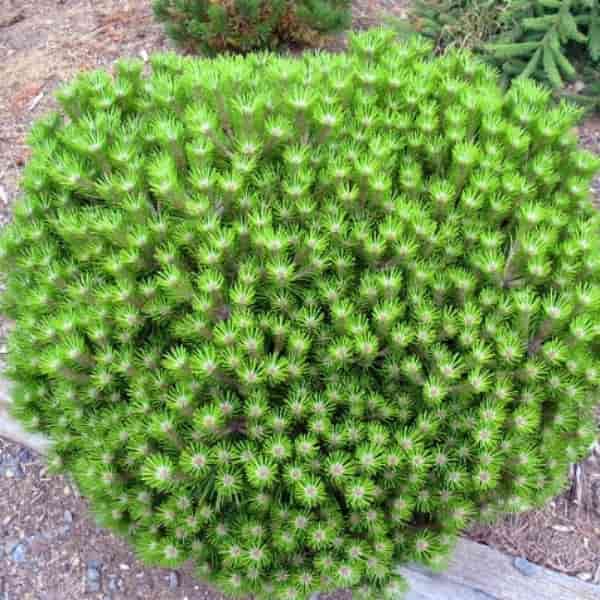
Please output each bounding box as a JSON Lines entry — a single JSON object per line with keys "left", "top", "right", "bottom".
{"left": 153, "top": 0, "right": 351, "bottom": 53}
{"left": 2, "top": 29, "right": 600, "bottom": 599}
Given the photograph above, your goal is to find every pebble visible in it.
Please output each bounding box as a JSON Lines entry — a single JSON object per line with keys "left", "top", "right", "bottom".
{"left": 513, "top": 557, "right": 538, "bottom": 577}
{"left": 87, "top": 559, "right": 102, "bottom": 569}
{"left": 11, "top": 542, "right": 27, "bottom": 563}
{"left": 167, "top": 571, "right": 179, "bottom": 589}
{"left": 4, "top": 539, "right": 19, "bottom": 557}
{"left": 0, "top": 460, "right": 24, "bottom": 480}
{"left": 119, "top": 563, "right": 130, "bottom": 571}
{"left": 63, "top": 510, "right": 73, "bottom": 524}
{"left": 107, "top": 575, "right": 123, "bottom": 592}
{"left": 17, "top": 447, "right": 33, "bottom": 463}
{"left": 85, "top": 559, "right": 103, "bottom": 592}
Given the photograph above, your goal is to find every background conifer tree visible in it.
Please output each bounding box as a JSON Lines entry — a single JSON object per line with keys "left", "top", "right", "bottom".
{"left": 153, "top": 0, "right": 352, "bottom": 53}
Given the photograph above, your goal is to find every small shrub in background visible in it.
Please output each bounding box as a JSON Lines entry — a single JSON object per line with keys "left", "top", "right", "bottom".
{"left": 411, "top": 0, "right": 600, "bottom": 110}
{"left": 2, "top": 29, "right": 600, "bottom": 600}
{"left": 411, "top": 0, "right": 510, "bottom": 51}
{"left": 153, "top": 0, "right": 351, "bottom": 53}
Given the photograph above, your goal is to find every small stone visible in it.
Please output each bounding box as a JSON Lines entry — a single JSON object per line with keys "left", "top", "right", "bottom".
{"left": 513, "top": 557, "right": 538, "bottom": 577}
{"left": 1, "top": 462, "right": 24, "bottom": 480}
{"left": 167, "top": 571, "right": 179, "bottom": 589}
{"left": 4, "top": 539, "right": 19, "bottom": 556}
{"left": 11, "top": 542, "right": 27, "bottom": 562}
{"left": 63, "top": 485, "right": 71, "bottom": 496}
{"left": 17, "top": 448, "right": 33, "bottom": 463}
{"left": 119, "top": 563, "right": 130, "bottom": 571}
{"left": 577, "top": 572, "right": 592, "bottom": 581}
{"left": 56, "top": 525, "right": 71, "bottom": 537}
{"left": 87, "top": 559, "right": 102, "bottom": 569}
{"left": 63, "top": 510, "right": 73, "bottom": 524}
{"left": 107, "top": 575, "right": 123, "bottom": 592}
{"left": 552, "top": 524, "right": 574, "bottom": 533}
{"left": 87, "top": 581, "right": 101, "bottom": 593}
{"left": 86, "top": 565, "right": 102, "bottom": 593}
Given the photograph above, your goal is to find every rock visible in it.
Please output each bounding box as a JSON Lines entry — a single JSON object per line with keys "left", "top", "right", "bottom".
{"left": 4, "top": 539, "right": 19, "bottom": 557}
{"left": 17, "top": 447, "right": 33, "bottom": 463}
{"left": 0, "top": 459, "right": 24, "bottom": 480}
{"left": 107, "top": 575, "right": 123, "bottom": 592}
{"left": 513, "top": 557, "right": 538, "bottom": 577}
{"left": 56, "top": 525, "right": 71, "bottom": 537}
{"left": 87, "top": 559, "right": 102, "bottom": 569}
{"left": 63, "top": 510, "right": 73, "bottom": 524}
{"left": 551, "top": 524, "right": 574, "bottom": 533}
{"left": 11, "top": 542, "right": 27, "bottom": 562}
{"left": 86, "top": 561, "right": 102, "bottom": 593}
{"left": 167, "top": 571, "right": 179, "bottom": 589}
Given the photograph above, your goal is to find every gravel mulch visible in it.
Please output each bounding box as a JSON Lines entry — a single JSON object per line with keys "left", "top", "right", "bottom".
{"left": 1, "top": 1, "right": 599, "bottom": 598}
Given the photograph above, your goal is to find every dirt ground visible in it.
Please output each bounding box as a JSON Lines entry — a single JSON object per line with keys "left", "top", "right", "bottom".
{"left": 1, "top": 1, "right": 600, "bottom": 599}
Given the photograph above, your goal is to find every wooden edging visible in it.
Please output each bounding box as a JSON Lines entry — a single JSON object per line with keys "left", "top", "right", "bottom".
{"left": 398, "top": 537, "right": 600, "bottom": 600}
{"left": 0, "top": 376, "right": 51, "bottom": 452}
{"left": 1, "top": 377, "right": 599, "bottom": 599}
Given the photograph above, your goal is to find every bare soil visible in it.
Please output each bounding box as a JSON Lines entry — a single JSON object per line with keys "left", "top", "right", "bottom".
{"left": 0, "top": 1, "right": 599, "bottom": 599}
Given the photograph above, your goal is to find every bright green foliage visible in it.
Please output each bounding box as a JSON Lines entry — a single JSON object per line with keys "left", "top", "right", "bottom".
{"left": 2, "top": 28, "right": 600, "bottom": 599}
{"left": 412, "top": 0, "right": 600, "bottom": 91}
{"left": 153, "top": 0, "right": 351, "bottom": 53}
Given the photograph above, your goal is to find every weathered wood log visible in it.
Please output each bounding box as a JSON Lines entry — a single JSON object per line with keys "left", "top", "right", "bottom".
{"left": 398, "top": 538, "right": 600, "bottom": 600}
{"left": 0, "top": 376, "right": 50, "bottom": 453}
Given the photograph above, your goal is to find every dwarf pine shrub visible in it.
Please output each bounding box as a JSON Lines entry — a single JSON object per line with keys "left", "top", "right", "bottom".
{"left": 2, "top": 28, "right": 600, "bottom": 599}
{"left": 153, "top": 0, "right": 351, "bottom": 53}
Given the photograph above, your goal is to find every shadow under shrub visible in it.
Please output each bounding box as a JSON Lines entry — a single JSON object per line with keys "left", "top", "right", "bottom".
{"left": 2, "top": 28, "right": 600, "bottom": 600}
{"left": 153, "top": 0, "right": 351, "bottom": 53}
